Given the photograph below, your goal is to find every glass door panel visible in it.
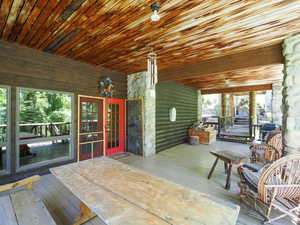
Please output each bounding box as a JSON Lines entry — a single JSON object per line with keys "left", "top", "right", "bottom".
{"left": 0, "top": 87, "right": 8, "bottom": 173}
{"left": 79, "top": 96, "right": 104, "bottom": 161}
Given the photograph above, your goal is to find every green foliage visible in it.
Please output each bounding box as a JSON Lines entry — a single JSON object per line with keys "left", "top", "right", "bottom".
{"left": 0, "top": 88, "right": 7, "bottom": 125}
{"left": 20, "top": 89, "right": 71, "bottom": 124}
{"left": 202, "top": 94, "right": 221, "bottom": 116}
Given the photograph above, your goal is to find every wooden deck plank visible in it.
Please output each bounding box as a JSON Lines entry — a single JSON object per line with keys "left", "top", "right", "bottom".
{"left": 0, "top": 195, "right": 18, "bottom": 225}
{"left": 51, "top": 157, "right": 240, "bottom": 225}
{"left": 10, "top": 189, "right": 57, "bottom": 225}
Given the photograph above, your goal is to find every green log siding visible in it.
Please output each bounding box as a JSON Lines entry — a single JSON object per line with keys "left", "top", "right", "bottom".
{"left": 156, "top": 82, "right": 198, "bottom": 152}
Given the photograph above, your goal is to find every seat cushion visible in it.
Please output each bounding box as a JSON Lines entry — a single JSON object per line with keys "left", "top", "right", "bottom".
{"left": 241, "top": 168, "right": 261, "bottom": 193}
{"left": 243, "top": 163, "right": 264, "bottom": 172}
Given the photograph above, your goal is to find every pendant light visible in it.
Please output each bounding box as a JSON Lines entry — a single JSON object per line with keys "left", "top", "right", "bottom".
{"left": 150, "top": 3, "right": 160, "bottom": 21}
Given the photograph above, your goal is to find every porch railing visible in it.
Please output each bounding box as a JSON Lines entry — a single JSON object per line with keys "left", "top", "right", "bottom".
{"left": 0, "top": 122, "right": 71, "bottom": 142}
{"left": 203, "top": 116, "right": 264, "bottom": 141}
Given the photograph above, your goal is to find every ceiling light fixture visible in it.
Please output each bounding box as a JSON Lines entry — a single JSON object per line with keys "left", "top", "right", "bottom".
{"left": 150, "top": 3, "right": 161, "bottom": 21}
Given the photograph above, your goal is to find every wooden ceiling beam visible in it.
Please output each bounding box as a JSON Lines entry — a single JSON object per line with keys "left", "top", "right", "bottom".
{"left": 159, "top": 44, "right": 283, "bottom": 82}
{"left": 201, "top": 84, "right": 273, "bottom": 95}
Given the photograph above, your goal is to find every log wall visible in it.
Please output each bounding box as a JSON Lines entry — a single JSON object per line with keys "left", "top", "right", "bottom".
{"left": 156, "top": 82, "right": 197, "bottom": 152}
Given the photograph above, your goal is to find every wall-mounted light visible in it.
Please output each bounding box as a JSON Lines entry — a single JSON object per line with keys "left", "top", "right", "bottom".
{"left": 169, "top": 107, "right": 176, "bottom": 122}
{"left": 150, "top": 3, "right": 160, "bottom": 22}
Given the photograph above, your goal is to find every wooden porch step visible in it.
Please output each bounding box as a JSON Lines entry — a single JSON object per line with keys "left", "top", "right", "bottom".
{"left": 218, "top": 136, "right": 249, "bottom": 144}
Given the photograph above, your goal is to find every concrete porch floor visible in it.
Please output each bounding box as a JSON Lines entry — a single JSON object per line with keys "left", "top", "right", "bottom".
{"left": 26, "top": 141, "right": 292, "bottom": 225}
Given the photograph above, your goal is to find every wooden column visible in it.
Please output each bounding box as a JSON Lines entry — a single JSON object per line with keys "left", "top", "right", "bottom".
{"left": 229, "top": 94, "right": 235, "bottom": 117}
{"left": 221, "top": 93, "right": 226, "bottom": 117}
{"left": 249, "top": 91, "right": 257, "bottom": 124}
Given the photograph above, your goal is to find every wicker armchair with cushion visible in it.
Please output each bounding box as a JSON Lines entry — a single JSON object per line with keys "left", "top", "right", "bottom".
{"left": 239, "top": 154, "right": 300, "bottom": 224}
{"left": 245, "top": 131, "right": 283, "bottom": 172}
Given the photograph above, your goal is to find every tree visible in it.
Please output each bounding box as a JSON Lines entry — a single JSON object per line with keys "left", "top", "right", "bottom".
{"left": 20, "top": 90, "right": 71, "bottom": 124}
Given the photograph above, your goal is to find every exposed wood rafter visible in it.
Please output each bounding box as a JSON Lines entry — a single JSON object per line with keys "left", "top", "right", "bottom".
{"left": 201, "top": 84, "right": 273, "bottom": 95}
{"left": 159, "top": 44, "right": 283, "bottom": 82}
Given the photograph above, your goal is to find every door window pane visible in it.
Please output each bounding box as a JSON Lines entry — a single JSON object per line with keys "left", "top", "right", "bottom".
{"left": 0, "top": 87, "right": 8, "bottom": 172}
{"left": 18, "top": 88, "right": 73, "bottom": 168}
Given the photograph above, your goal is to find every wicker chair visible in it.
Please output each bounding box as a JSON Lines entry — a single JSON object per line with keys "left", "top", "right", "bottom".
{"left": 239, "top": 154, "right": 300, "bottom": 224}
{"left": 245, "top": 131, "right": 283, "bottom": 172}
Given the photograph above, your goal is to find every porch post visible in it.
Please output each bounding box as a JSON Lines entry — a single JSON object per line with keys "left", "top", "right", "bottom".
{"left": 249, "top": 91, "right": 257, "bottom": 124}
{"left": 197, "top": 90, "right": 202, "bottom": 122}
{"left": 229, "top": 94, "right": 235, "bottom": 117}
{"left": 271, "top": 82, "right": 283, "bottom": 126}
{"left": 282, "top": 34, "right": 300, "bottom": 154}
{"left": 127, "top": 71, "right": 156, "bottom": 157}
{"left": 221, "top": 93, "right": 226, "bottom": 117}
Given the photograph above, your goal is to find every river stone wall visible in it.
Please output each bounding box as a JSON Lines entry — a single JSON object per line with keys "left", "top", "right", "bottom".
{"left": 272, "top": 82, "right": 283, "bottom": 126}
{"left": 282, "top": 33, "right": 300, "bottom": 154}
{"left": 128, "top": 71, "right": 156, "bottom": 157}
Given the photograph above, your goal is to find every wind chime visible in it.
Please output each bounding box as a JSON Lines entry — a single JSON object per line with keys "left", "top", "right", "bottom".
{"left": 147, "top": 3, "right": 161, "bottom": 87}
{"left": 147, "top": 51, "right": 158, "bottom": 87}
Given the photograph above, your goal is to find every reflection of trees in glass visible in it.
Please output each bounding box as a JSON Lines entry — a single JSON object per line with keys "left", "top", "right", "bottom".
{"left": 0, "top": 88, "right": 7, "bottom": 142}
{"left": 20, "top": 89, "right": 71, "bottom": 123}
{"left": 202, "top": 94, "right": 221, "bottom": 117}
{"left": 235, "top": 95, "right": 249, "bottom": 117}
{"left": 0, "top": 88, "right": 7, "bottom": 125}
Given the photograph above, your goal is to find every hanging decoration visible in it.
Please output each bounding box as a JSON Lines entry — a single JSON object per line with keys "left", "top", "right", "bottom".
{"left": 147, "top": 51, "right": 158, "bottom": 87}
{"left": 98, "top": 77, "right": 114, "bottom": 97}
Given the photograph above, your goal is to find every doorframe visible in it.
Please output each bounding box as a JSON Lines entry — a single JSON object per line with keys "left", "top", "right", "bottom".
{"left": 77, "top": 95, "right": 106, "bottom": 162}
{"left": 0, "top": 85, "right": 11, "bottom": 176}
{"left": 106, "top": 98, "right": 126, "bottom": 155}
{"left": 126, "top": 98, "right": 144, "bottom": 157}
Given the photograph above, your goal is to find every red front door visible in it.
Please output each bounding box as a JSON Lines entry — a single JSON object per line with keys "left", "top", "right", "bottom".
{"left": 106, "top": 98, "right": 125, "bottom": 155}
{"left": 78, "top": 96, "right": 105, "bottom": 161}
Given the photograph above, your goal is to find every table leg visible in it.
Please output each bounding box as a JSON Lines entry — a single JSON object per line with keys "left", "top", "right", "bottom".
{"left": 208, "top": 157, "right": 219, "bottom": 179}
{"left": 225, "top": 163, "right": 232, "bottom": 190}
{"left": 73, "top": 201, "right": 97, "bottom": 225}
{"left": 224, "top": 162, "right": 228, "bottom": 174}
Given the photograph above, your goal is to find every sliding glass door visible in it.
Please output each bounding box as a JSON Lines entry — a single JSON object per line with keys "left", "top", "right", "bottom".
{"left": 17, "top": 88, "right": 74, "bottom": 170}
{"left": 0, "top": 87, "right": 9, "bottom": 174}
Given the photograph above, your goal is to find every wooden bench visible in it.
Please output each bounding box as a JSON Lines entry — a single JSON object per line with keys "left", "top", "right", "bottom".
{"left": 0, "top": 175, "right": 57, "bottom": 225}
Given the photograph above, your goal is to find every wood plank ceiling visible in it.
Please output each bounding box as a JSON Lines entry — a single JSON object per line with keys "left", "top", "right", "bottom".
{"left": 0, "top": 0, "right": 298, "bottom": 89}
{"left": 180, "top": 64, "right": 284, "bottom": 90}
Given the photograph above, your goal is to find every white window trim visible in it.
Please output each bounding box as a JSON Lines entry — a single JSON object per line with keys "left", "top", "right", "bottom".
{"left": 16, "top": 87, "right": 75, "bottom": 172}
